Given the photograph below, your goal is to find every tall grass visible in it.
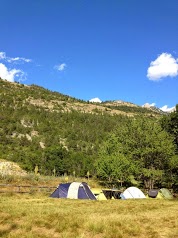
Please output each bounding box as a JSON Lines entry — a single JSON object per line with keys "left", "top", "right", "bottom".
{"left": 0, "top": 173, "right": 99, "bottom": 188}
{"left": 0, "top": 194, "right": 178, "bottom": 238}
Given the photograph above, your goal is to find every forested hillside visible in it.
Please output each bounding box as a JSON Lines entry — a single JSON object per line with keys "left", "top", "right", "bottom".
{"left": 0, "top": 78, "right": 178, "bottom": 190}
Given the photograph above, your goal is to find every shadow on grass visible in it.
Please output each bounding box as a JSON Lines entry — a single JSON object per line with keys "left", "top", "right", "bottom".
{"left": 0, "top": 223, "right": 18, "bottom": 237}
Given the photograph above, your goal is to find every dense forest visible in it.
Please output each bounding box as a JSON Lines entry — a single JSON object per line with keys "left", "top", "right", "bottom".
{"left": 0, "top": 78, "right": 178, "bottom": 190}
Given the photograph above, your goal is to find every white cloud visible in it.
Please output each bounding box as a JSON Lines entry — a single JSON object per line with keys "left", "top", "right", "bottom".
{"left": 7, "top": 57, "right": 32, "bottom": 63}
{"left": 0, "top": 63, "right": 26, "bottom": 82}
{"left": 0, "top": 51, "right": 32, "bottom": 64}
{"left": 0, "top": 52, "right": 6, "bottom": 60}
{"left": 160, "top": 105, "right": 175, "bottom": 112}
{"left": 89, "top": 97, "right": 102, "bottom": 103}
{"left": 0, "top": 51, "right": 30, "bottom": 82}
{"left": 54, "top": 63, "right": 67, "bottom": 71}
{"left": 147, "top": 53, "right": 178, "bottom": 80}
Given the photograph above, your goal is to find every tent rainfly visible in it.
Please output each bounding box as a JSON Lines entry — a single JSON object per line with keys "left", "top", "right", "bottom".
{"left": 50, "top": 182, "right": 96, "bottom": 200}
{"left": 120, "top": 187, "right": 146, "bottom": 199}
{"left": 91, "top": 188, "right": 107, "bottom": 200}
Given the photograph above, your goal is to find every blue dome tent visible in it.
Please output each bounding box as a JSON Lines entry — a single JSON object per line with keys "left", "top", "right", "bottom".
{"left": 50, "top": 182, "right": 96, "bottom": 200}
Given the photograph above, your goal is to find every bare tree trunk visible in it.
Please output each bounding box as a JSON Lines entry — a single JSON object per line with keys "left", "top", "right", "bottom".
{"left": 144, "top": 178, "right": 155, "bottom": 190}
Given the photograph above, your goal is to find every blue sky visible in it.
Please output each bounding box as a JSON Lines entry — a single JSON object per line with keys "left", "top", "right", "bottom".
{"left": 0, "top": 0, "right": 178, "bottom": 111}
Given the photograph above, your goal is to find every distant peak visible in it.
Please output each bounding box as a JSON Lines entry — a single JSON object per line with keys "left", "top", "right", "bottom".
{"left": 89, "top": 97, "right": 102, "bottom": 103}
{"left": 142, "top": 102, "right": 176, "bottom": 113}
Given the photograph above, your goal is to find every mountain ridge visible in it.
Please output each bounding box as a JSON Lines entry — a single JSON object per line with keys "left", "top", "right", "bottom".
{"left": 0, "top": 78, "right": 168, "bottom": 176}
{"left": 0, "top": 78, "right": 165, "bottom": 116}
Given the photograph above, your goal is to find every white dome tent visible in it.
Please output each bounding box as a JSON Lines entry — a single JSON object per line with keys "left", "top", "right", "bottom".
{"left": 120, "top": 187, "right": 146, "bottom": 199}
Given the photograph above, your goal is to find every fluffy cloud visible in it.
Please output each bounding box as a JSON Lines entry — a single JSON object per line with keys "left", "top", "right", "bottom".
{"left": 147, "top": 53, "right": 178, "bottom": 80}
{"left": 54, "top": 63, "right": 67, "bottom": 71}
{"left": 0, "top": 51, "right": 31, "bottom": 64}
{"left": 0, "top": 63, "right": 26, "bottom": 82}
{"left": 89, "top": 97, "right": 102, "bottom": 103}
{"left": 160, "top": 105, "right": 175, "bottom": 112}
{"left": 0, "top": 51, "right": 31, "bottom": 82}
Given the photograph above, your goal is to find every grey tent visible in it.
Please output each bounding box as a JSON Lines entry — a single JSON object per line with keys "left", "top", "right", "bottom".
{"left": 148, "top": 188, "right": 173, "bottom": 199}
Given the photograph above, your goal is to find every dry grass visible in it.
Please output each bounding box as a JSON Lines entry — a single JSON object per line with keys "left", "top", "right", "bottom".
{"left": 0, "top": 173, "right": 99, "bottom": 188}
{"left": 0, "top": 194, "right": 178, "bottom": 238}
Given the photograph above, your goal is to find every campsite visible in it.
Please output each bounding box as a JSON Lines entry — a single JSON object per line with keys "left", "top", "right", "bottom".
{"left": 1, "top": 174, "right": 178, "bottom": 238}
{"left": 1, "top": 78, "right": 178, "bottom": 238}
{"left": 1, "top": 191, "right": 178, "bottom": 238}
{"left": 1, "top": 0, "right": 178, "bottom": 237}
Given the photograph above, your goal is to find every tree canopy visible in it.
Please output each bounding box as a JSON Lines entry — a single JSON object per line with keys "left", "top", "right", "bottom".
{"left": 0, "top": 79, "right": 178, "bottom": 190}
{"left": 95, "top": 117, "right": 176, "bottom": 189}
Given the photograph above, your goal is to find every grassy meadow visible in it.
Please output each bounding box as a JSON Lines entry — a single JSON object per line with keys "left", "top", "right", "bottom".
{"left": 1, "top": 193, "right": 178, "bottom": 238}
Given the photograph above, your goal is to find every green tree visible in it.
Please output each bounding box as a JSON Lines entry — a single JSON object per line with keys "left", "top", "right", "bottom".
{"left": 120, "top": 118, "right": 176, "bottom": 188}
{"left": 42, "top": 146, "right": 69, "bottom": 175}
{"left": 161, "top": 104, "right": 178, "bottom": 152}
{"left": 95, "top": 134, "right": 134, "bottom": 185}
{"left": 96, "top": 117, "right": 176, "bottom": 189}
